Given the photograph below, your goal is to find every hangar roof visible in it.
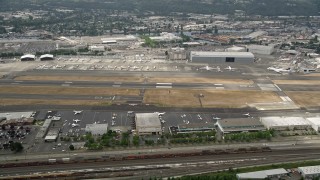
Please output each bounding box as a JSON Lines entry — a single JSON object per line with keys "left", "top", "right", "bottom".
{"left": 21, "top": 54, "right": 35, "bottom": 59}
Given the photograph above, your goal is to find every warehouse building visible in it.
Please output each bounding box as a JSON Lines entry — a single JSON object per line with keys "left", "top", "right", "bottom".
{"left": 216, "top": 118, "right": 266, "bottom": 135}
{"left": 306, "top": 117, "right": 320, "bottom": 132}
{"left": 85, "top": 124, "right": 108, "bottom": 136}
{"left": 247, "top": 44, "right": 275, "bottom": 55}
{"left": 237, "top": 168, "right": 288, "bottom": 179}
{"left": 21, "top": 54, "right": 35, "bottom": 61}
{"left": 226, "top": 46, "right": 246, "bottom": 52}
{"left": 260, "top": 116, "right": 312, "bottom": 131}
{"left": 40, "top": 54, "right": 54, "bottom": 61}
{"left": 189, "top": 51, "right": 254, "bottom": 64}
{"left": 135, "top": 113, "right": 162, "bottom": 135}
{"left": 298, "top": 165, "right": 320, "bottom": 179}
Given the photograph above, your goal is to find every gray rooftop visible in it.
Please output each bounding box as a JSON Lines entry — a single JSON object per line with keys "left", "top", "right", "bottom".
{"left": 190, "top": 51, "right": 254, "bottom": 58}
{"left": 217, "top": 118, "right": 266, "bottom": 132}
{"left": 237, "top": 168, "right": 288, "bottom": 179}
{"left": 135, "top": 113, "right": 161, "bottom": 133}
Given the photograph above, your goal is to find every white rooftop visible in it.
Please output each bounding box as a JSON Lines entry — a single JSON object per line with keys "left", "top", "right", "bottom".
{"left": 40, "top": 54, "right": 54, "bottom": 59}
{"left": 306, "top": 117, "right": 320, "bottom": 125}
{"left": 261, "top": 116, "right": 311, "bottom": 126}
{"left": 21, "top": 54, "right": 35, "bottom": 59}
{"left": 298, "top": 165, "right": 320, "bottom": 175}
{"left": 0, "top": 112, "right": 33, "bottom": 120}
{"left": 237, "top": 168, "right": 287, "bottom": 179}
{"left": 135, "top": 113, "right": 161, "bottom": 133}
{"left": 85, "top": 124, "right": 108, "bottom": 135}
{"left": 191, "top": 51, "right": 254, "bottom": 58}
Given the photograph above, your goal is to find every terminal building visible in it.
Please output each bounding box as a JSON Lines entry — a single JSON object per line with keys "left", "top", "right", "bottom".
{"left": 260, "top": 116, "right": 312, "bottom": 131}
{"left": 216, "top": 118, "right": 266, "bottom": 135}
{"left": 189, "top": 51, "right": 254, "bottom": 64}
{"left": 135, "top": 113, "right": 162, "bottom": 135}
{"left": 21, "top": 54, "right": 35, "bottom": 61}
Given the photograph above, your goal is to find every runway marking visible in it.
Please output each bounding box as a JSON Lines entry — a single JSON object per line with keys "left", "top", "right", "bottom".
{"left": 114, "top": 82, "right": 122, "bottom": 85}
{"left": 274, "top": 84, "right": 282, "bottom": 91}
{"left": 14, "top": 81, "right": 23, "bottom": 83}
{"left": 64, "top": 81, "right": 73, "bottom": 84}
{"left": 112, "top": 85, "right": 121, "bottom": 88}
{"left": 214, "top": 84, "right": 223, "bottom": 86}
{"left": 157, "top": 83, "right": 172, "bottom": 85}
{"left": 11, "top": 83, "right": 20, "bottom": 85}
{"left": 61, "top": 84, "right": 70, "bottom": 87}
{"left": 156, "top": 86, "right": 172, "bottom": 89}
{"left": 216, "top": 87, "right": 225, "bottom": 90}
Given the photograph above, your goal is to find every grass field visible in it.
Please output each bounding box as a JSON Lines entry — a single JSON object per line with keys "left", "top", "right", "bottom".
{"left": 143, "top": 89, "right": 281, "bottom": 108}
{"left": 273, "top": 80, "right": 320, "bottom": 85}
{"left": 15, "top": 75, "right": 144, "bottom": 82}
{"left": 285, "top": 91, "right": 320, "bottom": 107}
{"left": 0, "top": 86, "right": 140, "bottom": 96}
{"left": 0, "top": 99, "right": 110, "bottom": 106}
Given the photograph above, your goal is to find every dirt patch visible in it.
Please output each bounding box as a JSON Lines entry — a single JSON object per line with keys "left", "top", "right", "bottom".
{"left": 302, "top": 73, "right": 320, "bottom": 77}
{"left": 143, "top": 89, "right": 281, "bottom": 108}
{"left": 286, "top": 91, "right": 320, "bottom": 107}
{"left": 0, "top": 86, "right": 140, "bottom": 96}
{"left": 148, "top": 77, "right": 253, "bottom": 84}
{"left": 0, "top": 99, "right": 110, "bottom": 106}
{"left": 273, "top": 80, "right": 320, "bottom": 85}
{"left": 15, "top": 75, "right": 144, "bottom": 82}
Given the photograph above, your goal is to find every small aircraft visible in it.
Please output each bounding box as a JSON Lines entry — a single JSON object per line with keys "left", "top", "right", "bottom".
{"left": 212, "top": 117, "right": 221, "bottom": 120}
{"left": 243, "top": 113, "right": 251, "bottom": 117}
{"left": 199, "top": 65, "right": 219, "bottom": 71}
{"left": 267, "top": 67, "right": 292, "bottom": 74}
{"left": 131, "top": 66, "right": 139, "bottom": 70}
{"left": 73, "top": 110, "right": 83, "bottom": 115}
{"left": 73, "top": 119, "right": 81, "bottom": 123}
{"left": 161, "top": 119, "right": 166, "bottom": 124}
{"left": 224, "top": 66, "right": 237, "bottom": 71}
{"left": 71, "top": 123, "right": 80, "bottom": 128}
{"left": 111, "top": 120, "right": 115, "bottom": 126}
{"left": 157, "top": 112, "right": 166, "bottom": 116}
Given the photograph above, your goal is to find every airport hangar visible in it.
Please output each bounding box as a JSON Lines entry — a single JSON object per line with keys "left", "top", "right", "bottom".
{"left": 189, "top": 51, "right": 254, "bottom": 64}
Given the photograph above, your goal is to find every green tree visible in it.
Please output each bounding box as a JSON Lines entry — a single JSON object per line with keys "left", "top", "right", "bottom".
{"left": 10, "top": 142, "right": 23, "bottom": 153}
{"left": 69, "top": 144, "right": 75, "bottom": 151}
{"left": 133, "top": 135, "right": 140, "bottom": 146}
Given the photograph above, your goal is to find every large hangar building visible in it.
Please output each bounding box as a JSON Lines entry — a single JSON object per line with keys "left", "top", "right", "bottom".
{"left": 189, "top": 51, "right": 254, "bottom": 64}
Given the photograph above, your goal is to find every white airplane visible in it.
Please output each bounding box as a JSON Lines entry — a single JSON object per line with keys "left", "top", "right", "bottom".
{"left": 212, "top": 117, "right": 221, "bottom": 120}
{"left": 267, "top": 67, "right": 292, "bottom": 74}
{"left": 243, "top": 113, "right": 251, "bottom": 117}
{"left": 161, "top": 119, "right": 166, "bottom": 124}
{"left": 111, "top": 120, "right": 115, "bottom": 126}
{"left": 224, "top": 66, "right": 237, "bottom": 71}
{"left": 73, "top": 119, "right": 81, "bottom": 123}
{"left": 73, "top": 110, "right": 83, "bottom": 115}
{"left": 199, "top": 65, "right": 219, "bottom": 71}
{"left": 71, "top": 123, "right": 80, "bottom": 128}
{"left": 157, "top": 112, "right": 166, "bottom": 116}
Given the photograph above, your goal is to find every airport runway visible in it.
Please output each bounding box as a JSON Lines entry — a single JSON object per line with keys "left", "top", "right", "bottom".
{"left": 1, "top": 148, "right": 320, "bottom": 178}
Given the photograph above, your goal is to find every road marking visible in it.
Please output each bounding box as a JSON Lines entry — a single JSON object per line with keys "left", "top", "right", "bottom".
{"left": 274, "top": 84, "right": 282, "bottom": 91}
{"left": 156, "top": 86, "right": 172, "bottom": 89}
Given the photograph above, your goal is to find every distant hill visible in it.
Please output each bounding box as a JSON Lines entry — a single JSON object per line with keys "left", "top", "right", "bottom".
{"left": 1, "top": 0, "right": 319, "bottom": 16}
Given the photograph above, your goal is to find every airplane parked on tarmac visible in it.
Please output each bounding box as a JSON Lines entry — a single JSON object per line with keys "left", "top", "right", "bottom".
{"left": 73, "top": 119, "right": 81, "bottom": 123}
{"left": 71, "top": 123, "right": 80, "bottom": 128}
{"left": 73, "top": 110, "right": 83, "bottom": 115}
{"left": 224, "top": 66, "right": 237, "bottom": 71}
{"left": 243, "top": 113, "right": 251, "bottom": 117}
{"left": 267, "top": 67, "right": 292, "bottom": 74}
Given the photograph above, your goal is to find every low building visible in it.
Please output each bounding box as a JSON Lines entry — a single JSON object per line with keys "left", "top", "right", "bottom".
{"left": 216, "top": 118, "right": 266, "bottom": 134}
{"left": 135, "top": 113, "right": 162, "bottom": 135}
{"left": 45, "top": 129, "right": 59, "bottom": 142}
{"left": 306, "top": 117, "right": 320, "bottom": 132}
{"left": 168, "top": 47, "right": 187, "bottom": 60}
{"left": 40, "top": 54, "right": 54, "bottom": 61}
{"left": 189, "top": 51, "right": 254, "bottom": 64}
{"left": 226, "top": 46, "right": 246, "bottom": 52}
{"left": 237, "top": 168, "right": 288, "bottom": 179}
{"left": 176, "top": 123, "right": 215, "bottom": 134}
{"left": 85, "top": 124, "right": 108, "bottom": 136}
{"left": 21, "top": 54, "right": 35, "bottom": 61}
{"left": 150, "top": 32, "right": 182, "bottom": 42}
{"left": 89, "top": 45, "right": 105, "bottom": 52}
{"left": 260, "top": 116, "right": 312, "bottom": 131}
{"left": 298, "top": 165, "right": 320, "bottom": 179}
{"left": 247, "top": 44, "right": 275, "bottom": 55}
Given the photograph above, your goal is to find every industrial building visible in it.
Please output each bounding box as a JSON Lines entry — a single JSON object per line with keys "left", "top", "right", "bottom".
{"left": 85, "top": 124, "right": 108, "bottom": 136}
{"left": 226, "top": 46, "right": 246, "bottom": 52}
{"left": 21, "top": 54, "right": 35, "bottom": 61}
{"left": 242, "top": 31, "right": 267, "bottom": 41}
{"left": 298, "top": 165, "right": 320, "bottom": 179}
{"left": 135, "top": 113, "right": 162, "bottom": 135}
{"left": 40, "top": 54, "right": 54, "bottom": 61}
{"left": 216, "top": 118, "right": 266, "bottom": 134}
{"left": 175, "top": 123, "right": 215, "bottom": 134}
{"left": 306, "top": 117, "right": 320, "bottom": 132}
{"left": 89, "top": 45, "right": 105, "bottom": 52}
{"left": 168, "top": 47, "right": 187, "bottom": 60}
{"left": 236, "top": 168, "right": 288, "bottom": 179}
{"left": 247, "top": 44, "right": 275, "bottom": 55}
{"left": 260, "top": 116, "right": 312, "bottom": 131}
{"left": 189, "top": 51, "right": 254, "bottom": 64}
